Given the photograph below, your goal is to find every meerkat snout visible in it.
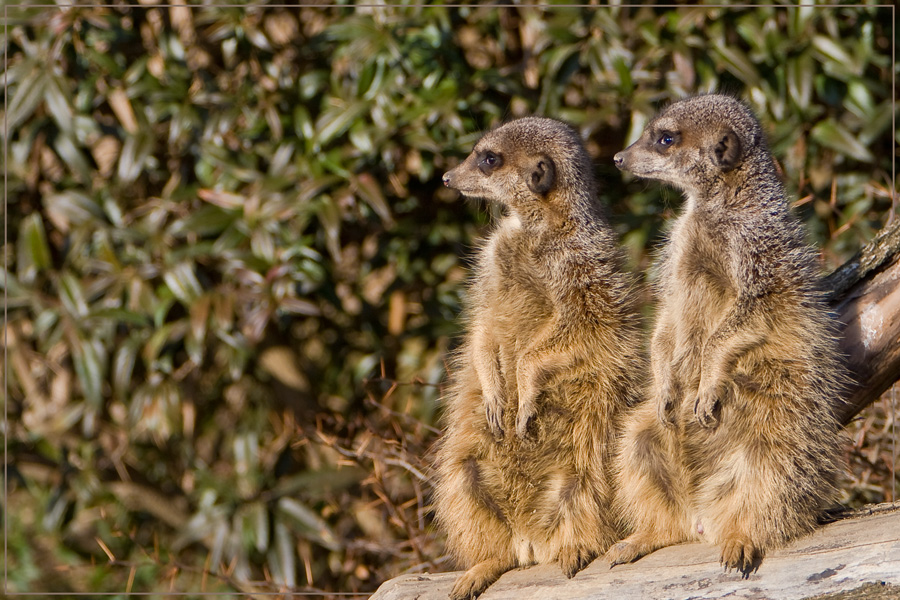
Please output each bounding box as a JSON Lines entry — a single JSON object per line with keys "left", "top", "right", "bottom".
{"left": 442, "top": 170, "right": 454, "bottom": 187}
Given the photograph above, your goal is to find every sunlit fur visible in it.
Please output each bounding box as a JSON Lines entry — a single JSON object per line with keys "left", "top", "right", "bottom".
{"left": 606, "top": 95, "right": 846, "bottom": 576}
{"left": 434, "top": 117, "right": 644, "bottom": 599}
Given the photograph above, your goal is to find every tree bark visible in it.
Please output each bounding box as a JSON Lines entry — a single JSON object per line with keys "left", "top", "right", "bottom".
{"left": 371, "top": 504, "right": 900, "bottom": 600}
{"left": 825, "top": 217, "right": 900, "bottom": 425}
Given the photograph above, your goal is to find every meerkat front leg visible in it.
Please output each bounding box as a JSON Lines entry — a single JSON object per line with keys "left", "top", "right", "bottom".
{"left": 650, "top": 316, "right": 679, "bottom": 427}
{"left": 514, "top": 324, "right": 575, "bottom": 438}
{"left": 696, "top": 297, "right": 768, "bottom": 427}
{"left": 471, "top": 325, "right": 506, "bottom": 438}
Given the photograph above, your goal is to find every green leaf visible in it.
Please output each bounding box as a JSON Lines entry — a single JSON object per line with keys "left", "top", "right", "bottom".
{"left": 810, "top": 119, "right": 875, "bottom": 163}
{"left": 117, "top": 131, "right": 155, "bottom": 184}
{"left": 613, "top": 54, "right": 633, "bottom": 95}
{"left": 786, "top": 52, "right": 813, "bottom": 110}
{"left": 354, "top": 173, "right": 394, "bottom": 227}
{"left": 113, "top": 335, "right": 143, "bottom": 400}
{"left": 788, "top": 5, "right": 815, "bottom": 38}
{"left": 171, "top": 204, "right": 238, "bottom": 238}
{"left": 16, "top": 213, "right": 51, "bottom": 285}
{"left": 58, "top": 272, "right": 89, "bottom": 318}
{"left": 163, "top": 263, "right": 204, "bottom": 305}
{"left": 251, "top": 501, "right": 269, "bottom": 553}
{"left": 44, "top": 75, "right": 74, "bottom": 136}
{"left": 142, "top": 321, "right": 189, "bottom": 366}
{"left": 44, "top": 191, "right": 106, "bottom": 233}
{"left": 812, "top": 35, "right": 858, "bottom": 76}
{"left": 268, "top": 520, "right": 296, "bottom": 588}
{"left": 277, "top": 497, "right": 340, "bottom": 551}
{"left": 91, "top": 308, "right": 151, "bottom": 327}
{"left": 4, "top": 60, "right": 47, "bottom": 132}
{"left": 250, "top": 228, "right": 276, "bottom": 263}
{"left": 70, "top": 333, "right": 105, "bottom": 410}
{"left": 318, "top": 197, "right": 342, "bottom": 263}
{"left": 714, "top": 45, "right": 760, "bottom": 87}
{"left": 314, "top": 101, "right": 370, "bottom": 149}
{"left": 53, "top": 133, "right": 93, "bottom": 183}
{"left": 268, "top": 466, "right": 366, "bottom": 500}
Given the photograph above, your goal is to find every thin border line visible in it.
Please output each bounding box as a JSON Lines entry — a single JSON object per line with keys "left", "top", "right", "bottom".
{"left": 892, "top": 1, "right": 897, "bottom": 506}
{"left": 1, "top": 2, "right": 896, "bottom": 597}
{"left": 0, "top": 3, "right": 896, "bottom": 7}
{"left": 4, "top": 2, "right": 9, "bottom": 596}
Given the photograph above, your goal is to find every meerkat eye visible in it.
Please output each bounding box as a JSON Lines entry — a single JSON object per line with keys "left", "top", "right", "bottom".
{"left": 654, "top": 131, "right": 680, "bottom": 152}
{"left": 478, "top": 151, "right": 503, "bottom": 173}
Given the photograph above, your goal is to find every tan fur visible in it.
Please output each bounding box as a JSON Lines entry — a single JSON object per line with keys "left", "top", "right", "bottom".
{"left": 434, "top": 117, "right": 644, "bottom": 599}
{"left": 605, "top": 95, "right": 846, "bottom": 576}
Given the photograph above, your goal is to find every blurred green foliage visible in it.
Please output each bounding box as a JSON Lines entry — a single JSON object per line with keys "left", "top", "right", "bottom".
{"left": 2, "top": 4, "right": 895, "bottom": 596}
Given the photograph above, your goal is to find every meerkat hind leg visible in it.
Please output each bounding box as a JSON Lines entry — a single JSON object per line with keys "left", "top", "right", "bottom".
{"left": 604, "top": 530, "right": 671, "bottom": 567}
{"left": 550, "top": 475, "right": 611, "bottom": 578}
{"left": 704, "top": 472, "right": 766, "bottom": 576}
{"left": 718, "top": 531, "right": 762, "bottom": 578}
{"left": 450, "top": 557, "right": 517, "bottom": 600}
{"left": 557, "top": 543, "right": 597, "bottom": 578}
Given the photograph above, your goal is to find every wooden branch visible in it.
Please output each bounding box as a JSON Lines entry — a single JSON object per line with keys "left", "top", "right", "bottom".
{"left": 372, "top": 504, "right": 900, "bottom": 600}
{"left": 825, "top": 218, "right": 900, "bottom": 301}
{"left": 826, "top": 217, "right": 900, "bottom": 425}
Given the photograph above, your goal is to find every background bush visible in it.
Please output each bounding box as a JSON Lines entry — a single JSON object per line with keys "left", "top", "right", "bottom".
{"left": 3, "top": 4, "right": 896, "bottom": 597}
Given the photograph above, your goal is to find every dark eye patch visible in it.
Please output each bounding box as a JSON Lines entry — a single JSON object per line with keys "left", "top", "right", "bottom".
{"left": 655, "top": 131, "right": 680, "bottom": 149}
{"left": 477, "top": 150, "right": 503, "bottom": 173}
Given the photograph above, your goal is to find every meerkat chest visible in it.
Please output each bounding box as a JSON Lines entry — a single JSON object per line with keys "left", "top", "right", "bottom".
{"left": 492, "top": 250, "right": 553, "bottom": 335}
{"left": 669, "top": 215, "right": 735, "bottom": 297}
{"left": 479, "top": 225, "right": 555, "bottom": 344}
{"left": 665, "top": 215, "right": 737, "bottom": 340}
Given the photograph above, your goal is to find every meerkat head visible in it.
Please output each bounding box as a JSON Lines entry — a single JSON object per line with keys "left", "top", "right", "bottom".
{"left": 613, "top": 94, "right": 766, "bottom": 194}
{"left": 442, "top": 117, "right": 595, "bottom": 218}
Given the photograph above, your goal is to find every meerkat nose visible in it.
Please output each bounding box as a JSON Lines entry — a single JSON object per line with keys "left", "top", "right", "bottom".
{"left": 613, "top": 152, "right": 625, "bottom": 168}
{"left": 442, "top": 172, "right": 452, "bottom": 187}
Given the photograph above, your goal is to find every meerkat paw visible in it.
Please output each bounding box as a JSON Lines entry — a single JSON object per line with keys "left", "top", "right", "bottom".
{"left": 513, "top": 379, "right": 540, "bottom": 438}
{"left": 449, "top": 559, "right": 509, "bottom": 600}
{"left": 558, "top": 546, "right": 596, "bottom": 579}
{"left": 514, "top": 400, "right": 536, "bottom": 438}
{"left": 719, "top": 536, "right": 762, "bottom": 578}
{"left": 656, "top": 393, "right": 676, "bottom": 427}
{"left": 449, "top": 572, "right": 488, "bottom": 600}
{"left": 693, "top": 387, "right": 720, "bottom": 428}
{"left": 653, "top": 373, "right": 679, "bottom": 427}
{"left": 484, "top": 395, "right": 505, "bottom": 439}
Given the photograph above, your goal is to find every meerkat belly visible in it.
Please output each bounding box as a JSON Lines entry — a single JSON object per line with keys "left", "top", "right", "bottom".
{"left": 669, "top": 282, "right": 736, "bottom": 390}
{"left": 499, "top": 447, "right": 588, "bottom": 558}
{"left": 668, "top": 228, "right": 736, "bottom": 335}
{"left": 471, "top": 444, "right": 577, "bottom": 562}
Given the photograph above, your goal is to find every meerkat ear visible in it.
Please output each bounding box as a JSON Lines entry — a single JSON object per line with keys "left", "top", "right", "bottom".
{"left": 712, "top": 129, "right": 742, "bottom": 171}
{"left": 528, "top": 155, "right": 556, "bottom": 196}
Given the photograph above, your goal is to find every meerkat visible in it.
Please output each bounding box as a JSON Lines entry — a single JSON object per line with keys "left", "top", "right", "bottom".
{"left": 433, "top": 117, "right": 644, "bottom": 599}
{"left": 604, "top": 94, "right": 846, "bottom": 576}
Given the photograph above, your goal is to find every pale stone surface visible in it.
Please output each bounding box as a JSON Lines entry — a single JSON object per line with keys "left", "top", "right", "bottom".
{"left": 371, "top": 505, "right": 900, "bottom": 600}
